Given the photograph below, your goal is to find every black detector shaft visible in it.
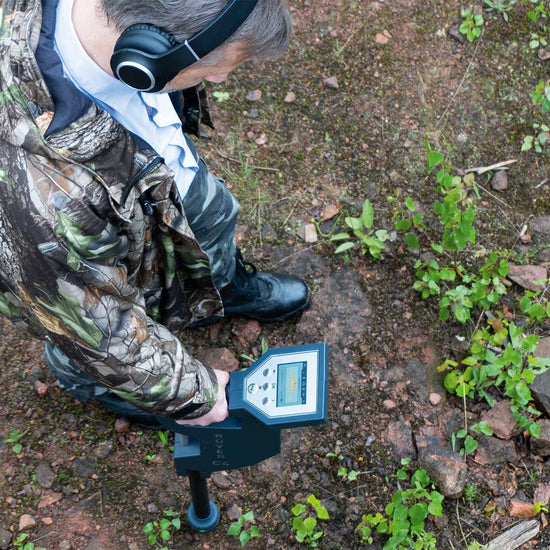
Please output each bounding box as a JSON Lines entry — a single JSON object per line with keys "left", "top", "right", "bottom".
{"left": 158, "top": 343, "right": 329, "bottom": 532}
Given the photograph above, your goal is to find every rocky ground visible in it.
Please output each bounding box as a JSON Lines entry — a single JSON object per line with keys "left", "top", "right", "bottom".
{"left": 2, "top": 0, "right": 550, "bottom": 549}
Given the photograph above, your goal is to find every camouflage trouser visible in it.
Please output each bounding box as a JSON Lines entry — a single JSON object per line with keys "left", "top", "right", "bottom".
{"left": 45, "top": 163, "right": 240, "bottom": 401}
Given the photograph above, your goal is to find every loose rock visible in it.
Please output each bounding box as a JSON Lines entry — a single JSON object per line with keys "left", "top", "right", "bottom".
{"left": 530, "top": 215, "right": 550, "bottom": 236}
{"left": 93, "top": 441, "right": 114, "bottom": 460}
{"left": 59, "top": 541, "right": 72, "bottom": 550}
{"left": 33, "top": 380, "right": 48, "bottom": 396}
{"left": 490, "top": 170, "right": 508, "bottom": 191}
{"left": 509, "top": 500, "right": 536, "bottom": 519}
{"left": 18, "top": 514, "right": 37, "bottom": 531}
{"left": 37, "top": 491, "right": 63, "bottom": 509}
{"left": 284, "top": 91, "right": 296, "bottom": 103}
{"left": 0, "top": 527, "right": 11, "bottom": 550}
{"left": 198, "top": 348, "right": 239, "bottom": 373}
{"left": 374, "top": 30, "right": 391, "bottom": 44}
{"left": 323, "top": 76, "right": 338, "bottom": 89}
{"left": 507, "top": 264, "right": 548, "bottom": 292}
{"left": 530, "top": 419, "right": 550, "bottom": 456}
{"left": 212, "top": 472, "right": 231, "bottom": 489}
{"left": 475, "top": 436, "right": 517, "bottom": 465}
{"left": 246, "top": 89, "right": 262, "bottom": 102}
{"left": 114, "top": 417, "right": 131, "bottom": 434}
{"left": 383, "top": 420, "right": 416, "bottom": 460}
{"left": 297, "top": 222, "right": 318, "bottom": 243}
{"left": 480, "top": 399, "right": 516, "bottom": 440}
{"left": 71, "top": 458, "right": 97, "bottom": 478}
{"left": 35, "top": 461, "right": 56, "bottom": 489}
{"left": 227, "top": 504, "right": 242, "bottom": 521}
{"left": 529, "top": 338, "right": 550, "bottom": 416}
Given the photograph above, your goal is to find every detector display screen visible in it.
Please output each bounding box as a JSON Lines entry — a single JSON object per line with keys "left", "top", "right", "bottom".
{"left": 276, "top": 361, "right": 307, "bottom": 407}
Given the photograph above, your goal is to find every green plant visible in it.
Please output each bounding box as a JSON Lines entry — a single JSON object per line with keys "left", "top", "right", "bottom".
{"left": 326, "top": 452, "right": 359, "bottom": 481}
{"left": 155, "top": 430, "right": 174, "bottom": 452}
{"left": 463, "top": 483, "right": 482, "bottom": 503}
{"left": 459, "top": 8, "right": 484, "bottom": 42}
{"left": 531, "top": 79, "right": 550, "bottom": 112}
{"left": 522, "top": 123, "right": 549, "bottom": 153}
{"left": 330, "top": 198, "right": 389, "bottom": 259}
{"left": 212, "top": 91, "right": 230, "bottom": 102}
{"left": 520, "top": 286, "right": 550, "bottom": 323}
{"left": 357, "top": 460, "right": 443, "bottom": 550}
{"left": 4, "top": 428, "right": 25, "bottom": 454}
{"left": 239, "top": 337, "right": 269, "bottom": 363}
{"left": 227, "top": 511, "right": 260, "bottom": 547}
{"left": 145, "top": 453, "right": 158, "bottom": 462}
{"left": 143, "top": 510, "right": 181, "bottom": 549}
{"left": 440, "top": 319, "right": 550, "bottom": 436}
{"left": 291, "top": 494, "right": 330, "bottom": 547}
{"left": 484, "top": 0, "right": 517, "bottom": 20}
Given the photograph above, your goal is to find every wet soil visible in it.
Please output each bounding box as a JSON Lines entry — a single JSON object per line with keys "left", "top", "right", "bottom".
{"left": 2, "top": 1, "right": 550, "bottom": 549}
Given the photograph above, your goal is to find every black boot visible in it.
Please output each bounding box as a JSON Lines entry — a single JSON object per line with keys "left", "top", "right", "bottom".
{"left": 219, "top": 250, "right": 310, "bottom": 322}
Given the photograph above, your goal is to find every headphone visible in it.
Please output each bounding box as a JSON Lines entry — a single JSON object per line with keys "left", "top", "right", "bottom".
{"left": 110, "top": 0, "right": 259, "bottom": 93}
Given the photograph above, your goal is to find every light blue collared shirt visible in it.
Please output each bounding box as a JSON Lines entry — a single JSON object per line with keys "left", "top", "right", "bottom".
{"left": 53, "top": 0, "right": 199, "bottom": 198}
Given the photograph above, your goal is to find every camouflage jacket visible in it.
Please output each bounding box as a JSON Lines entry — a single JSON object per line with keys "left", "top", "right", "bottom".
{"left": 0, "top": 0, "right": 225, "bottom": 418}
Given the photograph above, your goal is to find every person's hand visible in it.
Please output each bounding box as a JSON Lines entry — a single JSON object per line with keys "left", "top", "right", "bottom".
{"left": 176, "top": 369, "right": 229, "bottom": 426}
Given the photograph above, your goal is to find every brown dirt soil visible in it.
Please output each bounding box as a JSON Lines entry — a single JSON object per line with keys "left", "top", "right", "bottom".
{"left": 2, "top": 1, "right": 550, "bottom": 549}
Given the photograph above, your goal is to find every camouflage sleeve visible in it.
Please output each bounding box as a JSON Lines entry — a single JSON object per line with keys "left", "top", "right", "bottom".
{"left": 9, "top": 161, "right": 218, "bottom": 420}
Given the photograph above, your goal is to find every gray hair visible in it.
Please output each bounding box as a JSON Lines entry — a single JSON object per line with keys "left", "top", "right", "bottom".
{"left": 101, "top": 0, "right": 292, "bottom": 63}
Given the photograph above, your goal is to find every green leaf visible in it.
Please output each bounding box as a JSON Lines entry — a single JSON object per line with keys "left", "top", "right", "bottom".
{"left": 409, "top": 503, "right": 428, "bottom": 526}
{"left": 394, "top": 219, "right": 412, "bottom": 231}
{"left": 361, "top": 200, "right": 374, "bottom": 229}
{"left": 334, "top": 241, "right": 355, "bottom": 254}
{"left": 303, "top": 517, "right": 317, "bottom": 531}
{"left": 292, "top": 504, "right": 306, "bottom": 517}
{"left": 12, "top": 443, "right": 22, "bottom": 454}
{"left": 143, "top": 523, "right": 154, "bottom": 535}
{"left": 159, "top": 530, "right": 171, "bottom": 541}
{"left": 239, "top": 530, "right": 251, "bottom": 547}
{"left": 406, "top": 233, "right": 419, "bottom": 250}
{"left": 317, "top": 506, "right": 330, "bottom": 520}
{"left": 463, "top": 435, "right": 478, "bottom": 455}
{"left": 330, "top": 232, "right": 351, "bottom": 241}
{"left": 228, "top": 522, "right": 242, "bottom": 536}
{"left": 405, "top": 197, "right": 417, "bottom": 211}
{"left": 171, "top": 518, "right": 181, "bottom": 530}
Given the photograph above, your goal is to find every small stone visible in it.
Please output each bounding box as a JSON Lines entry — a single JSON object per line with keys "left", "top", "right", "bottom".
{"left": 212, "top": 472, "right": 231, "bottom": 489}
{"left": 18, "top": 514, "right": 37, "bottom": 531}
{"left": 94, "top": 441, "right": 114, "bottom": 460}
{"left": 297, "top": 222, "right": 318, "bottom": 243}
{"left": 383, "top": 420, "right": 416, "bottom": 460}
{"left": 530, "top": 419, "right": 550, "bottom": 456}
{"left": 246, "top": 89, "right": 262, "bottom": 102}
{"left": 0, "top": 527, "right": 11, "bottom": 550}
{"left": 383, "top": 399, "right": 397, "bottom": 410}
{"left": 37, "top": 491, "right": 62, "bottom": 509}
{"left": 255, "top": 134, "right": 267, "bottom": 146}
{"left": 535, "top": 483, "right": 550, "bottom": 505}
{"left": 227, "top": 504, "right": 242, "bottom": 521}
{"left": 147, "top": 503, "right": 158, "bottom": 513}
{"left": 429, "top": 393, "right": 441, "bottom": 406}
{"left": 491, "top": 170, "right": 508, "bottom": 191}
{"left": 34, "top": 380, "right": 48, "bottom": 396}
{"left": 59, "top": 541, "right": 72, "bottom": 550}
{"left": 284, "top": 91, "right": 296, "bottom": 103}
{"left": 323, "top": 76, "right": 339, "bottom": 89}
{"left": 321, "top": 204, "right": 339, "bottom": 221}
{"left": 129, "top": 544, "right": 140, "bottom": 550}
{"left": 248, "top": 108, "right": 259, "bottom": 119}
{"left": 114, "top": 417, "right": 131, "bottom": 434}
{"left": 456, "top": 132, "right": 468, "bottom": 143}
{"left": 198, "top": 348, "right": 239, "bottom": 373}
{"left": 507, "top": 264, "right": 548, "bottom": 292}
{"left": 232, "top": 320, "right": 261, "bottom": 348}
{"left": 85, "top": 538, "right": 103, "bottom": 550}
{"left": 41, "top": 517, "right": 54, "bottom": 525}
{"left": 530, "top": 215, "right": 550, "bottom": 236}
{"left": 475, "top": 436, "right": 517, "bottom": 464}
{"left": 29, "top": 365, "right": 47, "bottom": 383}
{"left": 35, "top": 462, "right": 56, "bottom": 489}
{"left": 374, "top": 30, "right": 391, "bottom": 44}
{"left": 480, "top": 399, "right": 516, "bottom": 440}
{"left": 71, "top": 458, "right": 97, "bottom": 478}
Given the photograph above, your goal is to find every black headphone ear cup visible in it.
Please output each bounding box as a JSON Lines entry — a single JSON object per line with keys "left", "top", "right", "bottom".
{"left": 113, "top": 23, "right": 179, "bottom": 56}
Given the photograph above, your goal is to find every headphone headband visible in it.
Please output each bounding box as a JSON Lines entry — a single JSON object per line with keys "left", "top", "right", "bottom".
{"left": 111, "top": 0, "right": 259, "bottom": 92}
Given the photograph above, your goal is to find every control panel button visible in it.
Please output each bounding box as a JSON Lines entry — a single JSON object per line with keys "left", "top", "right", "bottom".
{"left": 247, "top": 383, "right": 257, "bottom": 394}
{"left": 263, "top": 368, "right": 270, "bottom": 377}
{"left": 262, "top": 383, "right": 269, "bottom": 391}
{"left": 262, "top": 397, "right": 269, "bottom": 405}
